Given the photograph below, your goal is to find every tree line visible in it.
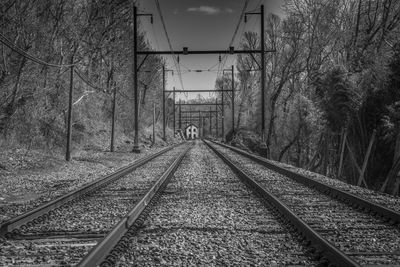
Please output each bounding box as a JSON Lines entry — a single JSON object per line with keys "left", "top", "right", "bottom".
{"left": 1, "top": 0, "right": 400, "bottom": 195}
{"left": 0, "top": 0, "right": 165, "bottom": 150}
{"left": 217, "top": 0, "right": 400, "bottom": 195}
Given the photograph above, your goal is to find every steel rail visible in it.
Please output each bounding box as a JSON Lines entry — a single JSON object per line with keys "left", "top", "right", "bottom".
{"left": 203, "top": 140, "right": 359, "bottom": 267}
{"left": 0, "top": 143, "right": 183, "bottom": 237}
{"left": 77, "top": 144, "right": 192, "bottom": 267}
{"left": 210, "top": 140, "right": 400, "bottom": 224}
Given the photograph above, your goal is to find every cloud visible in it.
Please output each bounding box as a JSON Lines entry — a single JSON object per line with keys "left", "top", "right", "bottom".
{"left": 173, "top": 8, "right": 179, "bottom": 15}
{"left": 264, "top": 0, "right": 285, "bottom": 17}
{"left": 187, "top": 6, "right": 221, "bottom": 15}
{"left": 224, "top": 8, "right": 234, "bottom": 13}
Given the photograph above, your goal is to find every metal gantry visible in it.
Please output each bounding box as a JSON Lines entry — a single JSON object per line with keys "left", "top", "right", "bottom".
{"left": 245, "top": 5, "right": 266, "bottom": 142}
{"left": 132, "top": 4, "right": 272, "bottom": 149}
{"left": 176, "top": 102, "right": 223, "bottom": 138}
{"left": 162, "top": 66, "right": 174, "bottom": 141}
{"left": 223, "top": 65, "right": 235, "bottom": 135}
{"left": 178, "top": 107, "right": 220, "bottom": 138}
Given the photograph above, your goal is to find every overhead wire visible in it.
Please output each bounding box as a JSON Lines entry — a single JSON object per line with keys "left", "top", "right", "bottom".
{"left": 73, "top": 68, "right": 110, "bottom": 94}
{"left": 154, "top": 0, "right": 185, "bottom": 91}
{"left": 1, "top": 32, "right": 113, "bottom": 96}
{"left": 0, "top": 32, "right": 75, "bottom": 68}
{"left": 150, "top": 22, "right": 160, "bottom": 51}
{"left": 216, "top": 0, "right": 250, "bottom": 80}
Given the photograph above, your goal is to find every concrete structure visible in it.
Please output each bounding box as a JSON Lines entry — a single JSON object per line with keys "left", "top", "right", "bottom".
{"left": 185, "top": 124, "right": 198, "bottom": 139}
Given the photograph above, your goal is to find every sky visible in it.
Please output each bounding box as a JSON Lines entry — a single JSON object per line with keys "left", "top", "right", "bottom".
{"left": 138, "top": 0, "right": 284, "bottom": 100}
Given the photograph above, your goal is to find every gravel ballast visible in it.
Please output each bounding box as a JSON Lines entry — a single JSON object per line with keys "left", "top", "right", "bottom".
{"left": 213, "top": 143, "right": 400, "bottom": 265}
{"left": 0, "top": 145, "right": 175, "bottom": 224}
{"left": 0, "top": 144, "right": 187, "bottom": 266}
{"left": 116, "top": 141, "right": 319, "bottom": 266}
{"left": 228, "top": 143, "right": 400, "bottom": 212}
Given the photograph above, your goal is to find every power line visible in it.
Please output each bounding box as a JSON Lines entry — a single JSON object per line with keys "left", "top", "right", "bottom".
{"left": 154, "top": 0, "right": 185, "bottom": 91}
{"left": 216, "top": 0, "right": 250, "bottom": 79}
{"left": 74, "top": 68, "right": 110, "bottom": 94}
{"left": 229, "top": 0, "right": 250, "bottom": 47}
{"left": 151, "top": 21, "right": 160, "bottom": 51}
{"left": 0, "top": 32, "right": 74, "bottom": 68}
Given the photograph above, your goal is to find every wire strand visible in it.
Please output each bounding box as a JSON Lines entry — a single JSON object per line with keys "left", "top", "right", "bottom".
{"left": 154, "top": 0, "right": 185, "bottom": 91}
{"left": 0, "top": 32, "right": 75, "bottom": 68}
{"left": 74, "top": 68, "right": 110, "bottom": 94}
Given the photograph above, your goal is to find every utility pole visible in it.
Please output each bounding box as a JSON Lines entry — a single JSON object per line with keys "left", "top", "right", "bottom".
{"left": 221, "top": 89, "right": 224, "bottom": 141}
{"left": 152, "top": 102, "right": 156, "bottom": 145}
{"left": 261, "top": 5, "right": 265, "bottom": 143}
{"left": 199, "top": 112, "right": 202, "bottom": 138}
{"left": 209, "top": 106, "right": 212, "bottom": 137}
{"left": 179, "top": 99, "right": 182, "bottom": 129}
{"left": 66, "top": 57, "right": 74, "bottom": 161}
{"left": 110, "top": 81, "right": 117, "bottom": 152}
{"left": 215, "top": 98, "right": 218, "bottom": 137}
{"left": 245, "top": 5, "right": 266, "bottom": 143}
{"left": 132, "top": 5, "right": 140, "bottom": 153}
{"left": 173, "top": 87, "right": 176, "bottom": 137}
{"left": 162, "top": 65, "right": 166, "bottom": 141}
{"left": 223, "top": 66, "right": 235, "bottom": 136}
{"left": 132, "top": 6, "right": 152, "bottom": 152}
{"left": 231, "top": 65, "right": 235, "bottom": 133}
{"left": 162, "top": 66, "right": 173, "bottom": 141}
{"left": 202, "top": 116, "right": 205, "bottom": 138}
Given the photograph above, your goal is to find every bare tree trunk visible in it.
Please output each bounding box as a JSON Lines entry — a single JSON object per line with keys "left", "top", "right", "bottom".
{"left": 10, "top": 57, "right": 27, "bottom": 109}
{"left": 381, "top": 129, "right": 400, "bottom": 195}
{"left": 322, "top": 131, "right": 329, "bottom": 175}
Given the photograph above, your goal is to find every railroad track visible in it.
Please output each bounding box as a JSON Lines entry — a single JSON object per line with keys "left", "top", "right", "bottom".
{"left": 0, "top": 143, "right": 189, "bottom": 266}
{"left": 77, "top": 140, "right": 325, "bottom": 266}
{"left": 206, "top": 140, "right": 400, "bottom": 266}
{"left": 2, "top": 140, "right": 399, "bottom": 266}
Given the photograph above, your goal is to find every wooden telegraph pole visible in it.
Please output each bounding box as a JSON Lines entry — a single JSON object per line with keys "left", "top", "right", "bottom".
{"left": 66, "top": 56, "right": 74, "bottom": 161}
{"left": 110, "top": 81, "right": 117, "bottom": 152}
{"left": 132, "top": 5, "right": 140, "bottom": 153}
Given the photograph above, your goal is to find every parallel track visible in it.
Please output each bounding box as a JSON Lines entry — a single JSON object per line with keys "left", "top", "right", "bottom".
{"left": 206, "top": 140, "right": 400, "bottom": 266}
{"left": 3, "top": 140, "right": 399, "bottom": 266}
{"left": 0, "top": 143, "right": 181, "bottom": 238}
{"left": 204, "top": 140, "right": 358, "bottom": 266}
{"left": 209, "top": 140, "right": 400, "bottom": 224}
{"left": 77, "top": 144, "right": 192, "bottom": 267}
{"left": 79, "top": 141, "right": 320, "bottom": 266}
{"left": 0, "top": 143, "right": 188, "bottom": 266}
